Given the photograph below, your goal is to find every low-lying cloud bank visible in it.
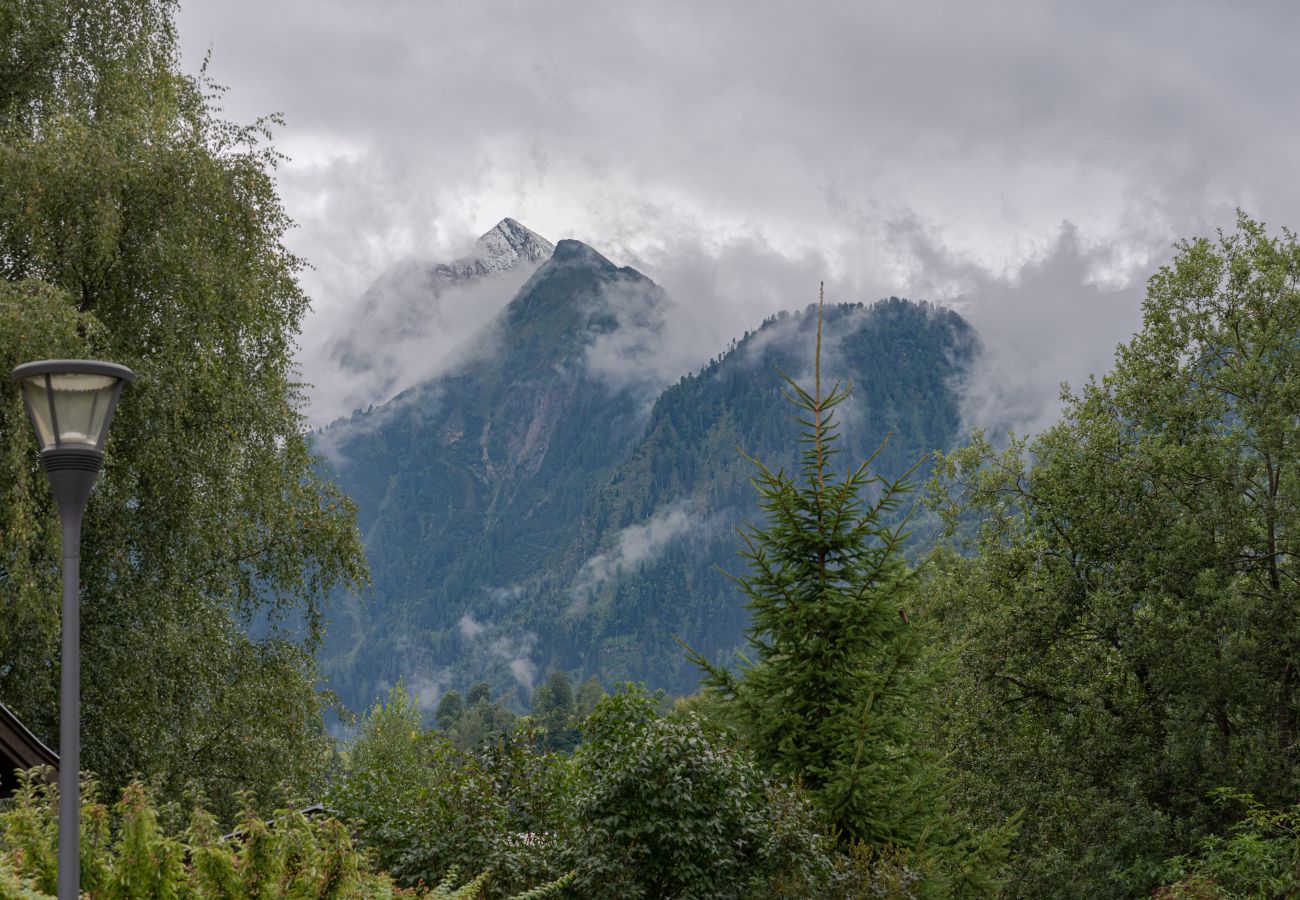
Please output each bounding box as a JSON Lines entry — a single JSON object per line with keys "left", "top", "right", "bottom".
{"left": 307, "top": 208, "right": 1182, "bottom": 466}
{"left": 581, "top": 218, "right": 1156, "bottom": 440}
{"left": 569, "top": 502, "right": 704, "bottom": 609}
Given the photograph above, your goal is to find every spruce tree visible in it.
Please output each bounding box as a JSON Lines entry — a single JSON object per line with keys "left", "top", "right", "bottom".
{"left": 689, "top": 289, "right": 977, "bottom": 859}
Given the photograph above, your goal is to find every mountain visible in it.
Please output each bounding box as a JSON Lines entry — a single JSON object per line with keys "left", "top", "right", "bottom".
{"left": 537, "top": 298, "right": 976, "bottom": 691}
{"left": 314, "top": 236, "right": 979, "bottom": 713}
{"left": 317, "top": 238, "right": 669, "bottom": 707}
{"left": 323, "top": 218, "right": 555, "bottom": 412}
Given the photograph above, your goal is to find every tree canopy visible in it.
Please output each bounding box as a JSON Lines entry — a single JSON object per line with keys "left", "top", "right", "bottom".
{"left": 0, "top": 0, "right": 365, "bottom": 816}
{"left": 927, "top": 212, "right": 1300, "bottom": 897}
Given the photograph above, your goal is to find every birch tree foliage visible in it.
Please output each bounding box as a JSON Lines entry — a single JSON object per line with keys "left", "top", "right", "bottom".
{"left": 0, "top": 0, "right": 365, "bottom": 817}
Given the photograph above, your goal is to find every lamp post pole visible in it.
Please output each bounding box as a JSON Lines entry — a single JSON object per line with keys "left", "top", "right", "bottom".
{"left": 60, "top": 513, "right": 78, "bottom": 898}
{"left": 11, "top": 360, "right": 133, "bottom": 900}
{"left": 50, "top": 451, "right": 96, "bottom": 898}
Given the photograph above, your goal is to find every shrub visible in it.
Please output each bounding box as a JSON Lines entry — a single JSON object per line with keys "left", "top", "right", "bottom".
{"left": 331, "top": 684, "right": 958, "bottom": 898}
{"left": 328, "top": 686, "right": 570, "bottom": 897}
{"left": 1, "top": 768, "right": 370, "bottom": 897}
{"left": 1160, "top": 790, "right": 1300, "bottom": 898}
{"left": 563, "top": 686, "right": 837, "bottom": 899}
{"left": 0, "top": 768, "right": 568, "bottom": 899}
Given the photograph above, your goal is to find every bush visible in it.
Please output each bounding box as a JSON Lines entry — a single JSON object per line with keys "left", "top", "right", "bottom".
{"left": 562, "top": 686, "right": 837, "bottom": 899}
{"left": 331, "top": 683, "right": 965, "bottom": 898}
{"left": 328, "top": 685, "right": 570, "bottom": 897}
{"left": 0, "top": 768, "right": 570, "bottom": 899}
{"left": 1, "top": 769, "right": 373, "bottom": 897}
{"left": 1160, "top": 790, "right": 1300, "bottom": 898}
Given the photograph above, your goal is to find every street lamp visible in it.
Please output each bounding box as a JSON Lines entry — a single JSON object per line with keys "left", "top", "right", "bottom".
{"left": 10, "top": 360, "right": 133, "bottom": 900}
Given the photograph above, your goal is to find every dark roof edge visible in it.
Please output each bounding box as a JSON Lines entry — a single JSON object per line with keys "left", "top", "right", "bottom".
{"left": 0, "top": 701, "right": 59, "bottom": 771}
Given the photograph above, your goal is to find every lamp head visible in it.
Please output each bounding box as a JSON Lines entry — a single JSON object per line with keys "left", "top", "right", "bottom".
{"left": 11, "top": 360, "right": 135, "bottom": 459}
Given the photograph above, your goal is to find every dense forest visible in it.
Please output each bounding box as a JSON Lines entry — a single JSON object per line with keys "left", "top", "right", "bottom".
{"left": 3, "top": 1, "right": 1300, "bottom": 897}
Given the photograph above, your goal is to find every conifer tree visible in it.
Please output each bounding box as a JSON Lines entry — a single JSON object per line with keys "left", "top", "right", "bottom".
{"left": 688, "top": 289, "right": 1004, "bottom": 880}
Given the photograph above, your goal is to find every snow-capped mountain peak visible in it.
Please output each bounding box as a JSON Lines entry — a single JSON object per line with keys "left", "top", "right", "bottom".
{"left": 473, "top": 218, "right": 555, "bottom": 271}
{"left": 437, "top": 218, "right": 554, "bottom": 280}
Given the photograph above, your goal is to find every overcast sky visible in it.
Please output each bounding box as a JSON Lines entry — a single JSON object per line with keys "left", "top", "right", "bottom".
{"left": 175, "top": 0, "right": 1300, "bottom": 430}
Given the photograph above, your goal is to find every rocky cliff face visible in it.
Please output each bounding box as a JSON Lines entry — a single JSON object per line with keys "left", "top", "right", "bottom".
{"left": 456, "top": 217, "right": 554, "bottom": 275}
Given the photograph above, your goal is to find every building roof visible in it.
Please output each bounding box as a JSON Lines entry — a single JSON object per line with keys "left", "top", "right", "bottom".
{"left": 0, "top": 702, "right": 58, "bottom": 796}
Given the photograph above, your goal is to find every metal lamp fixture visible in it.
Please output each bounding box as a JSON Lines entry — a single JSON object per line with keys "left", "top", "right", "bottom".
{"left": 10, "top": 359, "right": 133, "bottom": 900}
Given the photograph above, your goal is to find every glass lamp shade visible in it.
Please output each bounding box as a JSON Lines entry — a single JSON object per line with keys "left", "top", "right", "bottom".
{"left": 11, "top": 360, "right": 135, "bottom": 453}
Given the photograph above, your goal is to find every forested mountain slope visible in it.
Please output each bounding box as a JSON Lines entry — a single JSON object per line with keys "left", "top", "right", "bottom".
{"left": 526, "top": 298, "right": 978, "bottom": 695}
{"left": 316, "top": 239, "right": 978, "bottom": 711}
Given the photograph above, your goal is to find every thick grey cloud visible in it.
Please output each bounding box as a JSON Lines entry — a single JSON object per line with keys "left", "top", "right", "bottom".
{"left": 176, "top": 0, "right": 1300, "bottom": 431}
{"left": 946, "top": 226, "right": 1148, "bottom": 436}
